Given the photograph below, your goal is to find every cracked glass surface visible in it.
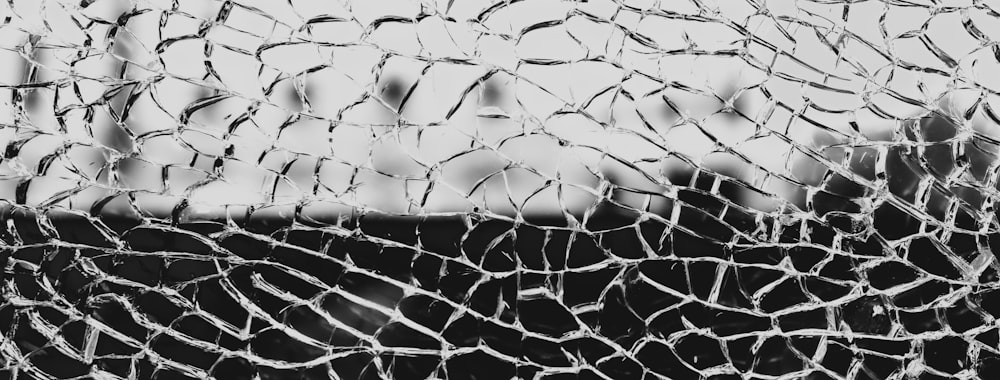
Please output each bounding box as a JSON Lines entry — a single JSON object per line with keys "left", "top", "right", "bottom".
{"left": 3, "top": 0, "right": 1000, "bottom": 378}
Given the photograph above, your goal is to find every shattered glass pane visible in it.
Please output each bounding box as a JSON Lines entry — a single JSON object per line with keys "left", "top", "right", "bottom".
{"left": 3, "top": 0, "right": 1000, "bottom": 378}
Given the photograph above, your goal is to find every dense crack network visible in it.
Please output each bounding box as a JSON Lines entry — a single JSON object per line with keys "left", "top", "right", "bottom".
{"left": 4, "top": 0, "right": 1000, "bottom": 379}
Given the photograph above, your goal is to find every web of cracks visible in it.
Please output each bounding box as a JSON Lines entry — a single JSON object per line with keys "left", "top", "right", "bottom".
{"left": 3, "top": 0, "right": 1000, "bottom": 379}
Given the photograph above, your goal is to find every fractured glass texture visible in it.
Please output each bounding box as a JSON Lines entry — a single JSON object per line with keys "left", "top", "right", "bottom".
{"left": 2, "top": 0, "right": 1000, "bottom": 379}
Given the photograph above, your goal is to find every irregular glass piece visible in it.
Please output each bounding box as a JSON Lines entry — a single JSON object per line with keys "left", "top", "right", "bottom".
{"left": 1, "top": 0, "right": 998, "bottom": 378}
